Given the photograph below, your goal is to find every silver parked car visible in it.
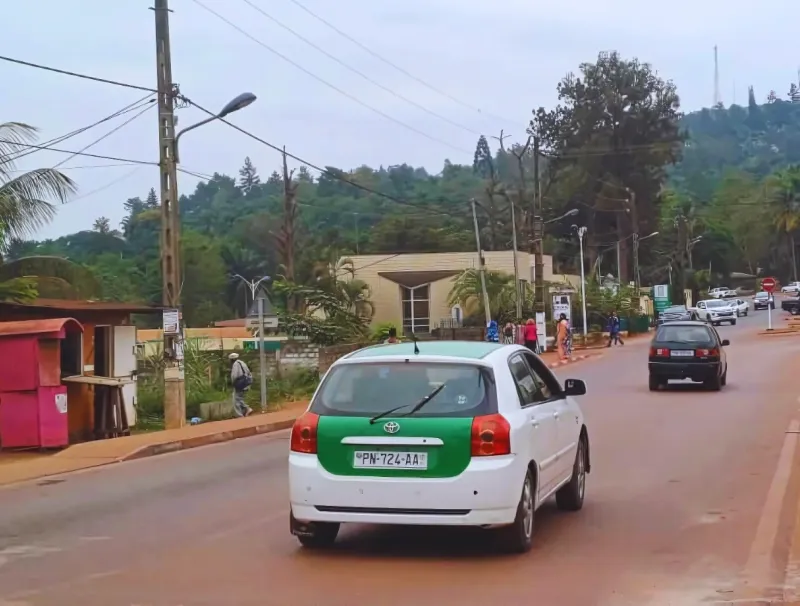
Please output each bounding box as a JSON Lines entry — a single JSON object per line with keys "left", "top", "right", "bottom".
{"left": 657, "top": 305, "right": 694, "bottom": 324}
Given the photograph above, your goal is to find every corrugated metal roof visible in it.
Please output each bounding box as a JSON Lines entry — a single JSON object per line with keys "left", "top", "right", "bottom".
{"left": 0, "top": 317, "right": 83, "bottom": 338}
{"left": 0, "top": 298, "right": 162, "bottom": 314}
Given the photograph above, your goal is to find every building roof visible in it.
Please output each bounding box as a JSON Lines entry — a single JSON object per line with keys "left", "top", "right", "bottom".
{"left": 0, "top": 298, "right": 162, "bottom": 314}
{"left": 378, "top": 270, "right": 460, "bottom": 288}
{"left": 347, "top": 341, "right": 504, "bottom": 360}
{"left": 0, "top": 317, "right": 83, "bottom": 338}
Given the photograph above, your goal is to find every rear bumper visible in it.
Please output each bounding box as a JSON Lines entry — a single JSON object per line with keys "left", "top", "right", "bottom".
{"left": 289, "top": 452, "right": 524, "bottom": 527}
{"left": 649, "top": 360, "right": 720, "bottom": 381}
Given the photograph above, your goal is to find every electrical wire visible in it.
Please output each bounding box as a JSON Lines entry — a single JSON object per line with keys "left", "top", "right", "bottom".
{"left": 7, "top": 94, "right": 155, "bottom": 163}
{"left": 0, "top": 139, "right": 156, "bottom": 166}
{"left": 52, "top": 100, "right": 156, "bottom": 169}
{"left": 283, "top": 0, "right": 518, "bottom": 127}
{"left": 64, "top": 168, "right": 143, "bottom": 205}
{"left": 188, "top": 0, "right": 472, "bottom": 155}
{"left": 241, "top": 0, "right": 482, "bottom": 137}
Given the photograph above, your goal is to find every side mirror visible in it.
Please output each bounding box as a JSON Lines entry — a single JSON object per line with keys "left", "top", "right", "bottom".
{"left": 563, "top": 378, "right": 587, "bottom": 396}
{"left": 721, "top": 339, "right": 730, "bottom": 346}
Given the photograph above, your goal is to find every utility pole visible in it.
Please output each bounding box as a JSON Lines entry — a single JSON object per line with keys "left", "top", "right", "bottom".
{"left": 532, "top": 136, "right": 544, "bottom": 312}
{"left": 470, "top": 199, "right": 491, "bottom": 326}
{"left": 632, "top": 233, "right": 641, "bottom": 294}
{"left": 575, "top": 226, "right": 588, "bottom": 337}
{"left": 510, "top": 195, "right": 522, "bottom": 320}
{"left": 674, "top": 214, "right": 688, "bottom": 305}
{"left": 154, "top": 0, "right": 185, "bottom": 429}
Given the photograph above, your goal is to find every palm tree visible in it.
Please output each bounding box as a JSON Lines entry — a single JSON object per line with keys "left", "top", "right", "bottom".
{"left": 767, "top": 166, "right": 800, "bottom": 281}
{"left": 448, "top": 268, "right": 531, "bottom": 323}
{"left": 0, "top": 122, "right": 98, "bottom": 302}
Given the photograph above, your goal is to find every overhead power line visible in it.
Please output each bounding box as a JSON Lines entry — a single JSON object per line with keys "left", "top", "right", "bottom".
{"left": 8, "top": 93, "right": 155, "bottom": 163}
{"left": 187, "top": 0, "right": 472, "bottom": 155}
{"left": 241, "top": 0, "right": 483, "bottom": 137}
{"left": 283, "top": 0, "right": 518, "bottom": 128}
{"left": 0, "top": 139, "right": 156, "bottom": 166}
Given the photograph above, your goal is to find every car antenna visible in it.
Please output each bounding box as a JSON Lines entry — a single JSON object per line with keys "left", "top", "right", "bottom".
{"left": 412, "top": 334, "right": 420, "bottom": 355}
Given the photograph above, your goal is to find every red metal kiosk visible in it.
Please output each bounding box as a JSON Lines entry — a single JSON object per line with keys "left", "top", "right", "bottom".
{"left": 0, "top": 318, "right": 83, "bottom": 449}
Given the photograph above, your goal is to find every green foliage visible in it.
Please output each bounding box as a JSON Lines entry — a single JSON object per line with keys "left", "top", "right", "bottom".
{"left": 371, "top": 321, "right": 400, "bottom": 342}
{"left": 447, "top": 269, "right": 533, "bottom": 324}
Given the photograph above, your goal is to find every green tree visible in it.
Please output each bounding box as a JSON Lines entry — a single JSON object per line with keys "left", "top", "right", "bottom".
{"left": 447, "top": 269, "right": 531, "bottom": 323}
{"left": 238, "top": 156, "right": 260, "bottom": 193}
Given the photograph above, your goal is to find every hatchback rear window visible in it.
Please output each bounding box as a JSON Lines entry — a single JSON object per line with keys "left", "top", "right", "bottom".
{"left": 310, "top": 362, "right": 496, "bottom": 418}
{"left": 656, "top": 325, "right": 714, "bottom": 343}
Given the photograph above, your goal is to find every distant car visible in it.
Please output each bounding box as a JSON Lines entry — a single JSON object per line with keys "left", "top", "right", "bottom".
{"left": 289, "top": 341, "right": 591, "bottom": 553}
{"left": 753, "top": 291, "right": 775, "bottom": 310}
{"left": 781, "top": 282, "right": 800, "bottom": 294}
{"left": 708, "top": 287, "right": 736, "bottom": 299}
{"left": 782, "top": 295, "right": 800, "bottom": 316}
{"left": 648, "top": 321, "right": 729, "bottom": 391}
{"left": 657, "top": 305, "right": 693, "bottom": 324}
{"left": 731, "top": 298, "right": 749, "bottom": 317}
{"left": 693, "top": 299, "right": 737, "bottom": 326}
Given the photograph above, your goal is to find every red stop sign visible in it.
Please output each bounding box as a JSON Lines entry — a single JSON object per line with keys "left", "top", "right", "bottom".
{"left": 762, "top": 277, "right": 776, "bottom": 293}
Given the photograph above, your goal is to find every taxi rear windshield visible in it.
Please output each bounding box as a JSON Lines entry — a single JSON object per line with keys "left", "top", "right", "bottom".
{"left": 311, "top": 362, "right": 497, "bottom": 418}
{"left": 656, "top": 325, "right": 714, "bottom": 343}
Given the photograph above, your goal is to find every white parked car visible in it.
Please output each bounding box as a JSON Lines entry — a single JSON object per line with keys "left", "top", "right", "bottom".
{"left": 781, "top": 282, "right": 800, "bottom": 294}
{"left": 288, "top": 341, "right": 590, "bottom": 553}
{"left": 708, "top": 287, "right": 736, "bottom": 299}
{"left": 693, "top": 299, "right": 737, "bottom": 325}
{"left": 731, "top": 298, "right": 749, "bottom": 317}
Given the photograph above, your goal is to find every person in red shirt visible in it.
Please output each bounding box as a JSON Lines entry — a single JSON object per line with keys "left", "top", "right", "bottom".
{"left": 523, "top": 318, "right": 539, "bottom": 353}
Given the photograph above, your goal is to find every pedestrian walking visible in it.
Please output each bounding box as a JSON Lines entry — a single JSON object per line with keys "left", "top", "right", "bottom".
{"left": 486, "top": 320, "right": 499, "bottom": 343}
{"left": 556, "top": 313, "right": 570, "bottom": 361}
{"left": 606, "top": 311, "right": 625, "bottom": 347}
{"left": 228, "top": 352, "right": 254, "bottom": 417}
{"left": 523, "top": 318, "right": 539, "bottom": 353}
{"left": 502, "top": 322, "right": 515, "bottom": 344}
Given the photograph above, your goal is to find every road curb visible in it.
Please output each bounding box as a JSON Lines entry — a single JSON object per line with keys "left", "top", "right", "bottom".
{"left": 120, "top": 419, "right": 297, "bottom": 462}
{"left": 547, "top": 353, "right": 603, "bottom": 369}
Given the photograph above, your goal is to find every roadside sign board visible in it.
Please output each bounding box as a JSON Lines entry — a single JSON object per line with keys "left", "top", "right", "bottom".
{"left": 653, "top": 284, "right": 671, "bottom": 314}
{"left": 762, "top": 277, "right": 776, "bottom": 293}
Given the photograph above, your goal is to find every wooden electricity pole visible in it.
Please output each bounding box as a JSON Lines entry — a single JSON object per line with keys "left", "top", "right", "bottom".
{"left": 532, "top": 136, "right": 544, "bottom": 312}
{"left": 154, "top": 0, "right": 185, "bottom": 428}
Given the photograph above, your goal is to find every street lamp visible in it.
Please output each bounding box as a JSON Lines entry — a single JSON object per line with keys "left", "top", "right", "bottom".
{"left": 233, "top": 273, "right": 270, "bottom": 412}
{"left": 545, "top": 208, "right": 578, "bottom": 225}
{"left": 572, "top": 225, "right": 589, "bottom": 338}
{"left": 174, "top": 93, "right": 257, "bottom": 162}
{"left": 687, "top": 235, "right": 703, "bottom": 269}
{"left": 633, "top": 231, "right": 659, "bottom": 293}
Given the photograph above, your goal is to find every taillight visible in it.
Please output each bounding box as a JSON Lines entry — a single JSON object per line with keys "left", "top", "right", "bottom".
{"left": 471, "top": 414, "right": 511, "bottom": 457}
{"left": 695, "top": 348, "right": 719, "bottom": 357}
{"left": 290, "top": 412, "right": 319, "bottom": 454}
{"left": 650, "top": 347, "right": 669, "bottom": 356}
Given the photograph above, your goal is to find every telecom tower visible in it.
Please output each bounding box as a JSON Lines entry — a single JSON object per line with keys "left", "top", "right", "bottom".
{"left": 713, "top": 45, "right": 722, "bottom": 107}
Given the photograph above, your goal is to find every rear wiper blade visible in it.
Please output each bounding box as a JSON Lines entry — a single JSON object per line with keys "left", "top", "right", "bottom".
{"left": 398, "top": 383, "right": 446, "bottom": 418}
{"left": 368, "top": 383, "right": 446, "bottom": 424}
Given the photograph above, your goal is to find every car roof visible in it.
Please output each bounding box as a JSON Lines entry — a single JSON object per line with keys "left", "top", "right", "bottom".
{"left": 344, "top": 340, "right": 506, "bottom": 361}
{"left": 656, "top": 320, "right": 711, "bottom": 327}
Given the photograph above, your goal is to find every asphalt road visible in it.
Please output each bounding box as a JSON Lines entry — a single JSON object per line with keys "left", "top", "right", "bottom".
{"left": 1, "top": 311, "right": 799, "bottom": 606}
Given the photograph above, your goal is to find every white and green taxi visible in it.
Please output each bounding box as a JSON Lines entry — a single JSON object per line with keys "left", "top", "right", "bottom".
{"left": 289, "top": 341, "right": 590, "bottom": 553}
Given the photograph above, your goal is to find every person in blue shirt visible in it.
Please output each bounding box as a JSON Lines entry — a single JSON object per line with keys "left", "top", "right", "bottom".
{"left": 486, "top": 320, "right": 499, "bottom": 343}
{"left": 606, "top": 311, "right": 624, "bottom": 347}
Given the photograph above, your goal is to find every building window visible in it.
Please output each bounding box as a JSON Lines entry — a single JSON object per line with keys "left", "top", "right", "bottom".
{"left": 401, "top": 284, "right": 430, "bottom": 334}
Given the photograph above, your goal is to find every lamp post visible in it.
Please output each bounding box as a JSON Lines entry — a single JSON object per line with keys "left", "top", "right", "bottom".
{"left": 174, "top": 93, "right": 257, "bottom": 163}
{"left": 573, "top": 225, "right": 588, "bottom": 338}
{"left": 632, "top": 231, "right": 659, "bottom": 294}
{"left": 233, "top": 274, "right": 270, "bottom": 412}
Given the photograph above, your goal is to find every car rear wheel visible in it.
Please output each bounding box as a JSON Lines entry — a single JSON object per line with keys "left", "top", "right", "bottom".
{"left": 731, "top": 319, "right": 737, "bottom": 325}
{"left": 497, "top": 469, "right": 535, "bottom": 553}
{"left": 648, "top": 374, "right": 662, "bottom": 391}
{"left": 556, "top": 438, "right": 587, "bottom": 512}
{"left": 290, "top": 513, "right": 340, "bottom": 549}
{"left": 705, "top": 373, "right": 722, "bottom": 391}
{"left": 721, "top": 370, "right": 727, "bottom": 386}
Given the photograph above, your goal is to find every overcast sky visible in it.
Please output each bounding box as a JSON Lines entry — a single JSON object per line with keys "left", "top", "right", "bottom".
{"left": 4, "top": 0, "right": 799, "bottom": 240}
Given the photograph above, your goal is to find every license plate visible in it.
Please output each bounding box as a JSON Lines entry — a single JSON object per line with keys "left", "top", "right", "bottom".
{"left": 670, "top": 350, "right": 694, "bottom": 357}
{"left": 353, "top": 451, "right": 428, "bottom": 469}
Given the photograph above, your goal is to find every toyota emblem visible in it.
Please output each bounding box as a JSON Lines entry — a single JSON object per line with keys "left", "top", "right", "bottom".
{"left": 383, "top": 421, "right": 400, "bottom": 434}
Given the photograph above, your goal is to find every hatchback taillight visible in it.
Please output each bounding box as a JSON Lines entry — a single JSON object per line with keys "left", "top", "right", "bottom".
{"left": 695, "top": 348, "right": 719, "bottom": 357}
{"left": 470, "top": 414, "right": 511, "bottom": 456}
{"left": 650, "top": 347, "right": 669, "bottom": 357}
{"left": 290, "top": 412, "right": 319, "bottom": 454}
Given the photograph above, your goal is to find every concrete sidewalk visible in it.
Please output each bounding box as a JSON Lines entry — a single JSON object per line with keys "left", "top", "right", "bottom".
{"left": 0, "top": 345, "right": 619, "bottom": 488}
{"left": 0, "top": 401, "right": 309, "bottom": 488}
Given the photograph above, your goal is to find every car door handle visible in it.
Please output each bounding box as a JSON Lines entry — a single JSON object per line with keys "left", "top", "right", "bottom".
{"left": 530, "top": 419, "right": 540, "bottom": 428}
{"left": 553, "top": 412, "right": 560, "bottom": 419}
